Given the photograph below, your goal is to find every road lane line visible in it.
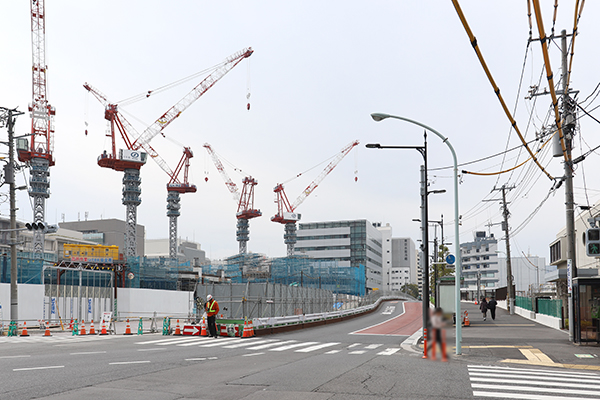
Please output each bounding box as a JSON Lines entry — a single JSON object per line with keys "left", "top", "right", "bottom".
{"left": 13, "top": 365, "right": 64, "bottom": 371}
{"left": 295, "top": 342, "right": 340, "bottom": 353}
{"left": 349, "top": 350, "right": 367, "bottom": 355}
{"left": 208, "top": 357, "right": 218, "bottom": 360}
{"left": 0, "top": 355, "right": 31, "bottom": 359}
{"left": 349, "top": 302, "right": 406, "bottom": 334}
{"left": 325, "top": 350, "right": 341, "bottom": 354}
{"left": 269, "top": 342, "right": 318, "bottom": 352}
{"left": 247, "top": 340, "right": 293, "bottom": 350}
{"left": 70, "top": 351, "right": 107, "bottom": 355}
{"left": 243, "top": 352, "right": 265, "bottom": 357}
{"left": 137, "top": 348, "right": 166, "bottom": 352}
{"left": 109, "top": 361, "right": 151, "bottom": 365}
{"left": 365, "top": 344, "right": 383, "bottom": 349}
{"left": 185, "top": 358, "right": 206, "bottom": 361}
{"left": 377, "top": 348, "right": 400, "bottom": 356}
{"left": 348, "top": 343, "right": 362, "bottom": 348}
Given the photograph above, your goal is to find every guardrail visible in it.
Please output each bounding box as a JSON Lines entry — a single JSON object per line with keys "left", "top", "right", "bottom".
{"left": 252, "top": 295, "right": 408, "bottom": 331}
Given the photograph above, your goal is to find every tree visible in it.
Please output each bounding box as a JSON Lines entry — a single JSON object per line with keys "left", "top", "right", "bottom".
{"left": 430, "top": 244, "right": 455, "bottom": 301}
{"left": 400, "top": 283, "right": 419, "bottom": 299}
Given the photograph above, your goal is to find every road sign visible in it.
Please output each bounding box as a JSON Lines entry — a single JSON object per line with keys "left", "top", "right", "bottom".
{"left": 183, "top": 324, "right": 200, "bottom": 336}
{"left": 567, "top": 259, "right": 572, "bottom": 295}
{"left": 446, "top": 254, "right": 456, "bottom": 265}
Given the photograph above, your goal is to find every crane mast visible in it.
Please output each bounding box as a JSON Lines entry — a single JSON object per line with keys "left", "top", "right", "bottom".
{"left": 166, "top": 147, "right": 197, "bottom": 260}
{"left": 84, "top": 47, "right": 252, "bottom": 257}
{"left": 18, "top": 0, "right": 56, "bottom": 258}
{"left": 272, "top": 140, "right": 359, "bottom": 256}
{"left": 204, "top": 144, "right": 261, "bottom": 254}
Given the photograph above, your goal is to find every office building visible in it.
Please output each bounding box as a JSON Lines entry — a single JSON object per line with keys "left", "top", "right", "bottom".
{"left": 460, "top": 231, "right": 500, "bottom": 300}
{"left": 294, "top": 219, "right": 383, "bottom": 291}
{"left": 390, "top": 237, "right": 416, "bottom": 291}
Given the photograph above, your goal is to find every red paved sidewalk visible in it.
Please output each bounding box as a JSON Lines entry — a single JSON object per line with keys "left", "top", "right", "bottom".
{"left": 352, "top": 301, "right": 422, "bottom": 336}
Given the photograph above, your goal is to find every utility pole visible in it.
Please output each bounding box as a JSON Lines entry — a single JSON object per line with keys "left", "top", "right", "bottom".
{"left": 560, "top": 29, "right": 577, "bottom": 342}
{"left": 500, "top": 185, "right": 515, "bottom": 314}
{"left": 1, "top": 107, "right": 23, "bottom": 324}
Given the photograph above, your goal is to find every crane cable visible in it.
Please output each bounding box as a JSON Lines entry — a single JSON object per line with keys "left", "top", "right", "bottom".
{"left": 450, "top": 0, "right": 554, "bottom": 180}
{"left": 564, "top": 0, "right": 585, "bottom": 99}
{"left": 531, "top": 0, "right": 568, "bottom": 164}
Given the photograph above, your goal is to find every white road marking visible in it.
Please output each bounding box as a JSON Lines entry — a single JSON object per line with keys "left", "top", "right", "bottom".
{"left": 70, "top": 351, "right": 107, "bottom": 355}
{"left": 377, "top": 348, "right": 400, "bottom": 356}
{"left": 349, "top": 350, "right": 367, "bottom": 355}
{"left": 247, "top": 340, "right": 294, "bottom": 350}
{"left": 269, "top": 342, "right": 318, "bottom": 352}
{"left": 109, "top": 361, "right": 150, "bottom": 365}
{"left": 365, "top": 344, "right": 383, "bottom": 349}
{"left": 208, "top": 357, "right": 218, "bottom": 360}
{"left": 349, "top": 302, "right": 406, "bottom": 335}
{"left": 472, "top": 383, "right": 600, "bottom": 397}
{"left": 382, "top": 306, "right": 395, "bottom": 315}
{"left": 325, "top": 350, "right": 341, "bottom": 354}
{"left": 177, "top": 338, "right": 214, "bottom": 346}
{"left": 223, "top": 339, "right": 273, "bottom": 349}
{"left": 469, "top": 377, "right": 600, "bottom": 390}
{"left": 0, "top": 355, "right": 31, "bottom": 359}
{"left": 157, "top": 337, "right": 203, "bottom": 345}
{"left": 295, "top": 342, "right": 340, "bottom": 353}
{"left": 185, "top": 358, "right": 206, "bottom": 361}
{"left": 137, "top": 348, "right": 166, "bottom": 352}
{"left": 348, "top": 343, "right": 362, "bottom": 348}
{"left": 468, "top": 365, "right": 599, "bottom": 378}
{"left": 13, "top": 365, "right": 64, "bottom": 371}
{"left": 135, "top": 337, "right": 199, "bottom": 345}
{"left": 243, "top": 352, "right": 265, "bottom": 357}
{"left": 472, "top": 391, "right": 600, "bottom": 400}
{"left": 469, "top": 372, "right": 600, "bottom": 385}
{"left": 197, "top": 338, "right": 242, "bottom": 347}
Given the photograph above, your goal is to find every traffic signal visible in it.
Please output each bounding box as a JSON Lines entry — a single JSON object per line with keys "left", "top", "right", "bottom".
{"left": 25, "top": 222, "right": 58, "bottom": 234}
{"left": 586, "top": 228, "right": 600, "bottom": 257}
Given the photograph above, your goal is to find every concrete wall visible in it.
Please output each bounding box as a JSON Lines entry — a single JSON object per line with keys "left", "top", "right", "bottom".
{"left": 0, "top": 283, "right": 45, "bottom": 322}
{"left": 116, "top": 288, "right": 194, "bottom": 319}
{"left": 514, "top": 305, "right": 563, "bottom": 331}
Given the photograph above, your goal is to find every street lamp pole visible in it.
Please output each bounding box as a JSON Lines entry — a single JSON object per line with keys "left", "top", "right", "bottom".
{"left": 370, "top": 113, "right": 462, "bottom": 356}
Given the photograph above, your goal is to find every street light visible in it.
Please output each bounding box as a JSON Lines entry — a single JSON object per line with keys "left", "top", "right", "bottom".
{"left": 370, "top": 112, "right": 463, "bottom": 356}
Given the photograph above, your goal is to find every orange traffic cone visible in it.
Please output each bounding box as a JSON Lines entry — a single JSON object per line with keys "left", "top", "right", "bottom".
{"left": 124, "top": 318, "right": 133, "bottom": 335}
{"left": 21, "top": 321, "right": 30, "bottom": 337}
{"left": 242, "top": 320, "right": 249, "bottom": 338}
{"left": 100, "top": 320, "right": 108, "bottom": 335}
{"left": 200, "top": 317, "right": 207, "bottom": 337}
{"left": 89, "top": 320, "right": 96, "bottom": 335}
{"left": 80, "top": 320, "right": 87, "bottom": 335}
{"left": 249, "top": 319, "right": 255, "bottom": 337}
{"left": 44, "top": 321, "right": 52, "bottom": 337}
{"left": 464, "top": 311, "right": 470, "bottom": 327}
{"left": 174, "top": 319, "right": 181, "bottom": 336}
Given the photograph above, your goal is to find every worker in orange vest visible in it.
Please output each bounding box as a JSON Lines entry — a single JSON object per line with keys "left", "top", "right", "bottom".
{"left": 205, "top": 294, "right": 220, "bottom": 338}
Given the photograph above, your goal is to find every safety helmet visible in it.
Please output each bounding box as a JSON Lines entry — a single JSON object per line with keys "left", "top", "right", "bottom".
{"left": 207, "top": 294, "right": 213, "bottom": 300}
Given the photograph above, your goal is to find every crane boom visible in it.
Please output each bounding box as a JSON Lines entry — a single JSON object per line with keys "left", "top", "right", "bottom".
{"left": 203, "top": 143, "right": 239, "bottom": 202}
{"left": 290, "top": 140, "right": 359, "bottom": 211}
{"left": 131, "top": 47, "right": 253, "bottom": 151}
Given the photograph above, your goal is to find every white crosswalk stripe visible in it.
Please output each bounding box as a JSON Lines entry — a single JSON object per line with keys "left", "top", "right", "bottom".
{"left": 295, "top": 342, "right": 340, "bottom": 353}
{"left": 468, "top": 365, "right": 600, "bottom": 399}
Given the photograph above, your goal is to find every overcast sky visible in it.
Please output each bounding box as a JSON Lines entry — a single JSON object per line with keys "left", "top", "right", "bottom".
{"left": 1, "top": 1, "right": 599, "bottom": 262}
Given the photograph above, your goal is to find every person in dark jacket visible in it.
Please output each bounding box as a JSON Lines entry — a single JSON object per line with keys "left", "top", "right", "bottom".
{"left": 488, "top": 296, "right": 498, "bottom": 320}
{"left": 479, "top": 297, "right": 488, "bottom": 321}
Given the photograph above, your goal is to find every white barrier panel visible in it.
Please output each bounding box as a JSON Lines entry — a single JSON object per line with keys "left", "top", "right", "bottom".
{"left": 0, "top": 283, "right": 45, "bottom": 322}
{"left": 117, "top": 287, "right": 192, "bottom": 319}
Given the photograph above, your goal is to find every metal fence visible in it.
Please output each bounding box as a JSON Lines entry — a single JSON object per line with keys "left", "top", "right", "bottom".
{"left": 537, "top": 298, "right": 562, "bottom": 318}
{"left": 515, "top": 296, "right": 534, "bottom": 311}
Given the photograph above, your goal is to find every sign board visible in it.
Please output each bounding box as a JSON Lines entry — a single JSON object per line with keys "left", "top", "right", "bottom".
{"left": 101, "top": 312, "right": 112, "bottom": 324}
{"left": 119, "top": 149, "right": 147, "bottom": 164}
{"left": 283, "top": 212, "right": 301, "bottom": 221}
{"left": 567, "top": 259, "right": 573, "bottom": 294}
{"left": 182, "top": 324, "right": 201, "bottom": 336}
{"left": 446, "top": 254, "right": 456, "bottom": 265}
{"left": 71, "top": 256, "right": 113, "bottom": 264}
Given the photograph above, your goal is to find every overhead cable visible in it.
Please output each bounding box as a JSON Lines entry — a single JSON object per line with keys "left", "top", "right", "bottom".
{"left": 450, "top": 0, "right": 554, "bottom": 180}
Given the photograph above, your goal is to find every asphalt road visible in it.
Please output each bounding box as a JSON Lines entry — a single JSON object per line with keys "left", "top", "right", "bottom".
{"left": 1, "top": 301, "right": 599, "bottom": 400}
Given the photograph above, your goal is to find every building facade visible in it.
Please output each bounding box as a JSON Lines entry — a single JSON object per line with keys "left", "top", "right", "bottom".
{"left": 497, "top": 255, "right": 547, "bottom": 296}
{"left": 145, "top": 238, "right": 206, "bottom": 265}
{"left": 60, "top": 219, "right": 145, "bottom": 257}
{"left": 294, "top": 219, "right": 383, "bottom": 291}
{"left": 375, "top": 223, "right": 393, "bottom": 290}
{"left": 460, "top": 231, "right": 500, "bottom": 300}
{"left": 390, "top": 237, "right": 416, "bottom": 291}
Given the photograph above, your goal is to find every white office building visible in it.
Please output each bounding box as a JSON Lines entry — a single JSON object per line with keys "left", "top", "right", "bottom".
{"left": 295, "top": 219, "right": 384, "bottom": 291}
{"left": 375, "top": 223, "right": 393, "bottom": 290}
{"left": 460, "top": 231, "right": 500, "bottom": 300}
{"left": 390, "top": 237, "right": 416, "bottom": 291}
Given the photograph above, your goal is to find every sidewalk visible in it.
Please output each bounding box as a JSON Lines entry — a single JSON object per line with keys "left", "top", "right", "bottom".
{"left": 447, "top": 301, "right": 600, "bottom": 369}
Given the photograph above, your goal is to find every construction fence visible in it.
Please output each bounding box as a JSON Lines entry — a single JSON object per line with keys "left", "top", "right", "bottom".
{"left": 516, "top": 295, "right": 563, "bottom": 318}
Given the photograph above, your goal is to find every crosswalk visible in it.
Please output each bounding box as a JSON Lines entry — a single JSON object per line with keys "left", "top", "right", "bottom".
{"left": 469, "top": 365, "right": 600, "bottom": 400}
{"left": 135, "top": 336, "right": 401, "bottom": 356}
{"left": 0, "top": 334, "right": 124, "bottom": 345}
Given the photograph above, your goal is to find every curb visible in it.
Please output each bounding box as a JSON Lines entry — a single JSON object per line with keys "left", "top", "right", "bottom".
{"left": 401, "top": 328, "right": 423, "bottom": 354}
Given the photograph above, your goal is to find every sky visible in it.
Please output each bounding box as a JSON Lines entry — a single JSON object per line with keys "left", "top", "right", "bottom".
{"left": 1, "top": 1, "right": 599, "bottom": 262}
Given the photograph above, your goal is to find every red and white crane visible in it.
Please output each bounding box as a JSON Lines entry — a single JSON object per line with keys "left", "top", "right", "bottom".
{"left": 84, "top": 47, "right": 253, "bottom": 257}
{"left": 167, "top": 147, "right": 196, "bottom": 260}
{"left": 18, "top": 0, "right": 56, "bottom": 258}
{"left": 203, "top": 143, "right": 261, "bottom": 254}
{"left": 272, "top": 140, "right": 359, "bottom": 256}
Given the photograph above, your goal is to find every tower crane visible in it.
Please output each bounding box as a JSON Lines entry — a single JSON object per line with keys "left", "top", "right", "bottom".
{"left": 166, "top": 147, "right": 196, "bottom": 260}
{"left": 84, "top": 47, "right": 253, "bottom": 256}
{"left": 272, "top": 140, "right": 359, "bottom": 256}
{"left": 203, "top": 144, "right": 261, "bottom": 254}
{"left": 17, "top": 0, "right": 56, "bottom": 258}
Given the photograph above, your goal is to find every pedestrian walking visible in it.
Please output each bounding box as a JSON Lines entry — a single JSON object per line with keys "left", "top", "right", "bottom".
{"left": 488, "top": 296, "right": 497, "bottom": 320}
{"left": 480, "top": 297, "right": 488, "bottom": 321}
{"left": 428, "top": 307, "right": 448, "bottom": 361}
{"left": 205, "top": 294, "right": 220, "bottom": 338}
